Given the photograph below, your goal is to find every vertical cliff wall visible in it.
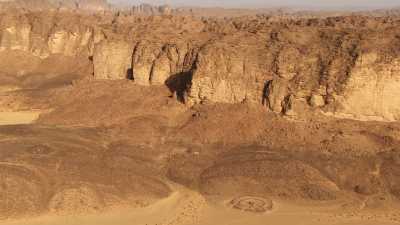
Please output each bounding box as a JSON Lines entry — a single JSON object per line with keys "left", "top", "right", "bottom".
{"left": 1, "top": 12, "right": 400, "bottom": 121}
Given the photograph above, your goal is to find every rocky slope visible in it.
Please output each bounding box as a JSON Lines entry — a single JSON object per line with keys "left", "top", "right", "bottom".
{"left": 1, "top": 10, "right": 400, "bottom": 121}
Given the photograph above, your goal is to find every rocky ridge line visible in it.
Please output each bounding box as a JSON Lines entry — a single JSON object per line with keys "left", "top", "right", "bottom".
{"left": 1, "top": 11, "right": 400, "bottom": 121}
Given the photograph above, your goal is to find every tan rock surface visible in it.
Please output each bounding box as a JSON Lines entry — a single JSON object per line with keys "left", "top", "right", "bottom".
{"left": 93, "top": 39, "right": 133, "bottom": 80}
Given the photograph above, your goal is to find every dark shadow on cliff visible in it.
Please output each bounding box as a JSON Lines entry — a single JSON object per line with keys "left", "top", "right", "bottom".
{"left": 262, "top": 80, "right": 272, "bottom": 107}
{"left": 165, "top": 71, "right": 192, "bottom": 103}
{"left": 126, "top": 68, "right": 134, "bottom": 80}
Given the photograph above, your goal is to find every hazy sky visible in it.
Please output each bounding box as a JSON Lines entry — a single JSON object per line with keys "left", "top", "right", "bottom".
{"left": 110, "top": 0, "right": 400, "bottom": 9}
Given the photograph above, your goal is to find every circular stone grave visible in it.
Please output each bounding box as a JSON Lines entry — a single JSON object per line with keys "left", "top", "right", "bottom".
{"left": 228, "top": 196, "right": 273, "bottom": 213}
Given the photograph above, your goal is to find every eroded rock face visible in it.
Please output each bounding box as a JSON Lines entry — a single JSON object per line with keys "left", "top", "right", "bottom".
{"left": 93, "top": 39, "right": 133, "bottom": 80}
{"left": 131, "top": 41, "right": 162, "bottom": 85}
{"left": 331, "top": 53, "right": 400, "bottom": 121}
{"left": 75, "top": 0, "right": 109, "bottom": 11}
{"left": 0, "top": 15, "right": 31, "bottom": 52}
{"left": 2, "top": 11, "right": 400, "bottom": 121}
{"left": 150, "top": 44, "right": 180, "bottom": 85}
{"left": 188, "top": 35, "right": 270, "bottom": 105}
{"left": 0, "top": 12, "right": 97, "bottom": 60}
{"left": 266, "top": 79, "right": 289, "bottom": 113}
{"left": 48, "top": 29, "right": 93, "bottom": 56}
{"left": 130, "top": 4, "right": 173, "bottom": 16}
{"left": 131, "top": 41, "right": 198, "bottom": 86}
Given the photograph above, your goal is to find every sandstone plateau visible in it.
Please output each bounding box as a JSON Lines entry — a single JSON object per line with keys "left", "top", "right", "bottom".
{"left": 1, "top": 2, "right": 400, "bottom": 225}
{"left": 1, "top": 10, "right": 400, "bottom": 121}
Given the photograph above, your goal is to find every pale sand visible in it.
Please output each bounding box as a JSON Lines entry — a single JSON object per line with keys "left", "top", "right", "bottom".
{"left": 0, "top": 111, "right": 41, "bottom": 125}
{"left": 0, "top": 86, "right": 20, "bottom": 92}
{"left": 2, "top": 186, "right": 205, "bottom": 225}
{"left": 2, "top": 189, "right": 399, "bottom": 225}
{"left": 199, "top": 201, "right": 400, "bottom": 225}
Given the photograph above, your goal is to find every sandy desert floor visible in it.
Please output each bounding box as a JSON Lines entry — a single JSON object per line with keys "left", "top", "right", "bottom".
{"left": 0, "top": 111, "right": 41, "bottom": 125}
{"left": 0, "top": 74, "right": 400, "bottom": 225}
{"left": 2, "top": 188, "right": 400, "bottom": 225}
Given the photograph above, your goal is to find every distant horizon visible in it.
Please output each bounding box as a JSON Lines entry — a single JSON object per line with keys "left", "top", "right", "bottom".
{"left": 108, "top": 0, "right": 400, "bottom": 10}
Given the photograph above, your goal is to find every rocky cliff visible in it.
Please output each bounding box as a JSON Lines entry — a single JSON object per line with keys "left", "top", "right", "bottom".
{"left": 1, "top": 10, "right": 400, "bottom": 121}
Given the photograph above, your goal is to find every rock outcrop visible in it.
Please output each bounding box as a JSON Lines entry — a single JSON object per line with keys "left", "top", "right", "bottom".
{"left": 75, "top": 0, "right": 109, "bottom": 11}
{"left": 189, "top": 35, "right": 270, "bottom": 104}
{"left": 0, "top": 12, "right": 100, "bottom": 58}
{"left": 331, "top": 53, "right": 400, "bottom": 121}
{"left": 0, "top": 0, "right": 109, "bottom": 11}
{"left": 93, "top": 39, "right": 133, "bottom": 80}
{"left": 130, "top": 4, "right": 172, "bottom": 16}
{"left": 1, "top": 10, "right": 400, "bottom": 121}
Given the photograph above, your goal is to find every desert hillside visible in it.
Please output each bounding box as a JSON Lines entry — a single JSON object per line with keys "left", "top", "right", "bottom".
{"left": 0, "top": 1, "right": 400, "bottom": 225}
